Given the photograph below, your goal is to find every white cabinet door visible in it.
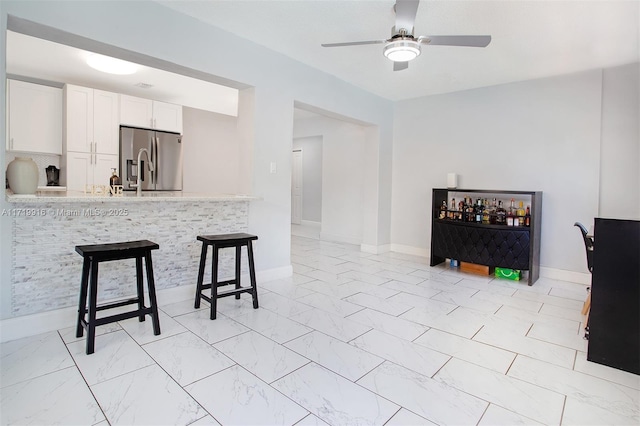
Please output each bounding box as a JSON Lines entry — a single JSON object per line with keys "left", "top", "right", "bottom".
{"left": 64, "top": 84, "right": 93, "bottom": 153}
{"left": 120, "top": 94, "right": 153, "bottom": 129}
{"left": 93, "top": 90, "right": 119, "bottom": 155}
{"left": 119, "top": 94, "right": 182, "bottom": 133}
{"left": 65, "top": 152, "right": 118, "bottom": 191}
{"left": 153, "top": 101, "right": 183, "bottom": 133}
{"left": 65, "top": 152, "right": 92, "bottom": 192}
{"left": 7, "top": 79, "right": 62, "bottom": 154}
{"left": 94, "top": 154, "right": 119, "bottom": 187}
{"left": 65, "top": 85, "right": 118, "bottom": 155}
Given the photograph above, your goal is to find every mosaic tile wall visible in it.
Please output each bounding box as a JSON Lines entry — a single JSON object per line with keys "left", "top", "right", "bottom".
{"left": 10, "top": 200, "right": 249, "bottom": 316}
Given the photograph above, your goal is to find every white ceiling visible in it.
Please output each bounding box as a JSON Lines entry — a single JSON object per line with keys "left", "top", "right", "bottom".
{"left": 6, "top": 31, "right": 239, "bottom": 116}
{"left": 160, "top": 0, "right": 639, "bottom": 101}
{"left": 6, "top": 1, "right": 638, "bottom": 109}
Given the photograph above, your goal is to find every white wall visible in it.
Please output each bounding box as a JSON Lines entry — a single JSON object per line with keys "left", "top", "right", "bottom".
{"left": 600, "top": 63, "right": 640, "bottom": 219}
{"left": 0, "top": 1, "right": 394, "bottom": 320}
{"left": 392, "top": 70, "right": 605, "bottom": 274}
{"left": 292, "top": 136, "right": 322, "bottom": 223}
{"left": 294, "top": 116, "right": 368, "bottom": 245}
{"left": 182, "top": 106, "right": 239, "bottom": 194}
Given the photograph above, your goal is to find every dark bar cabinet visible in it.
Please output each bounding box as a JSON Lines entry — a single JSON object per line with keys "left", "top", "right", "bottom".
{"left": 430, "top": 188, "right": 542, "bottom": 285}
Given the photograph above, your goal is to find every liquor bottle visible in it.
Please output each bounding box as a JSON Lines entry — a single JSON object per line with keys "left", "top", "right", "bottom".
{"left": 482, "top": 202, "right": 490, "bottom": 224}
{"left": 524, "top": 206, "right": 531, "bottom": 227}
{"left": 496, "top": 200, "right": 506, "bottom": 224}
{"left": 466, "top": 200, "right": 475, "bottom": 222}
{"left": 489, "top": 198, "right": 498, "bottom": 224}
{"left": 475, "top": 198, "right": 483, "bottom": 223}
{"left": 449, "top": 198, "right": 456, "bottom": 220}
{"left": 439, "top": 200, "right": 447, "bottom": 219}
{"left": 109, "top": 168, "right": 121, "bottom": 192}
{"left": 506, "top": 198, "right": 515, "bottom": 226}
{"left": 458, "top": 200, "right": 464, "bottom": 221}
{"left": 516, "top": 201, "right": 526, "bottom": 226}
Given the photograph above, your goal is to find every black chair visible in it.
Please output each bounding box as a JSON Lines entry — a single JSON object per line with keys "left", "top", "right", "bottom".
{"left": 574, "top": 222, "right": 594, "bottom": 340}
{"left": 574, "top": 222, "right": 594, "bottom": 272}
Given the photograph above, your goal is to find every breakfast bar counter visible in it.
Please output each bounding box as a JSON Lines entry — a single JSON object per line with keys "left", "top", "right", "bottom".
{"left": 4, "top": 190, "right": 259, "bottom": 317}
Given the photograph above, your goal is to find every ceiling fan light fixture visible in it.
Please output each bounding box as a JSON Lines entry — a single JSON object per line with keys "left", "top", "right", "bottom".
{"left": 86, "top": 54, "right": 138, "bottom": 75}
{"left": 383, "top": 39, "right": 421, "bottom": 62}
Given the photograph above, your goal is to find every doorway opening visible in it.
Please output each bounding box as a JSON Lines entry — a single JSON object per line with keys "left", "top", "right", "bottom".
{"left": 291, "top": 137, "right": 323, "bottom": 239}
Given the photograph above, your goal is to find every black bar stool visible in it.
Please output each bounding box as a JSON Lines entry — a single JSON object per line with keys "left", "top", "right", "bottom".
{"left": 194, "top": 233, "right": 259, "bottom": 319}
{"left": 75, "top": 240, "right": 161, "bottom": 354}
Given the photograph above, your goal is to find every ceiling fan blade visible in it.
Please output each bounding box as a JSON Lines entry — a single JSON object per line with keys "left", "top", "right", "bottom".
{"left": 393, "top": 61, "right": 409, "bottom": 71}
{"left": 395, "top": 0, "right": 420, "bottom": 34}
{"left": 420, "top": 35, "right": 492, "bottom": 47}
{"left": 321, "top": 40, "right": 386, "bottom": 48}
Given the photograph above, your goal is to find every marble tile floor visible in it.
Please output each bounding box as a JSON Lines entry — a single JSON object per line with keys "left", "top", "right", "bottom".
{"left": 2, "top": 235, "right": 639, "bottom": 425}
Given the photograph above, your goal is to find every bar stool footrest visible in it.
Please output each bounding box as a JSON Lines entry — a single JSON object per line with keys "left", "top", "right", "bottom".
{"left": 92, "top": 297, "right": 142, "bottom": 312}
{"left": 80, "top": 307, "right": 153, "bottom": 329}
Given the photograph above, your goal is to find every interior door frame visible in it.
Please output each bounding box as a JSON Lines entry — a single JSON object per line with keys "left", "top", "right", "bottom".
{"left": 291, "top": 149, "right": 303, "bottom": 224}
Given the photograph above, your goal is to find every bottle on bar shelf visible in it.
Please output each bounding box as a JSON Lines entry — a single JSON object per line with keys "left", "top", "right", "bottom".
{"left": 489, "top": 198, "right": 497, "bottom": 224}
{"left": 466, "top": 197, "right": 475, "bottom": 222}
{"left": 475, "top": 198, "right": 483, "bottom": 223}
{"left": 482, "top": 201, "right": 490, "bottom": 224}
{"left": 496, "top": 200, "right": 506, "bottom": 225}
{"left": 506, "top": 198, "right": 516, "bottom": 226}
{"left": 440, "top": 192, "right": 532, "bottom": 227}
{"left": 516, "top": 201, "right": 525, "bottom": 227}
{"left": 439, "top": 200, "right": 447, "bottom": 219}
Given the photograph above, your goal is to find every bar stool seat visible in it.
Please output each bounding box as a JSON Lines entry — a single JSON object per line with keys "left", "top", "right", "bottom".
{"left": 194, "top": 233, "right": 259, "bottom": 319}
{"left": 75, "top": 240, "right": 161, "bottom": 354}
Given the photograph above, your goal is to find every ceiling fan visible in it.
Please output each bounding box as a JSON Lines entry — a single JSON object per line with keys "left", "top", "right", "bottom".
{"left": 321, "top": 0, "right": 491, "bottom": 71}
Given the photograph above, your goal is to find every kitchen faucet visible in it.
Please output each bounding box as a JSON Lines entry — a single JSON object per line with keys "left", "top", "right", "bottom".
{"left": 131, "top": 148, "right": 154, "bottom": 196}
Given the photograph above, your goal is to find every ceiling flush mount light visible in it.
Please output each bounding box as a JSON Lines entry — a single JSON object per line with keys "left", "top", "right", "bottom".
{"left": 86, "top": 54, "right": 138, "bottom": 75}
{"left": 383, "top": 39, "right": 421, "bottom": 62}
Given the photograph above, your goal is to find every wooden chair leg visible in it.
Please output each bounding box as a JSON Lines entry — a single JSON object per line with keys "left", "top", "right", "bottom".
{"left": 581, "top": 291, "right": 591, "bottom": 315}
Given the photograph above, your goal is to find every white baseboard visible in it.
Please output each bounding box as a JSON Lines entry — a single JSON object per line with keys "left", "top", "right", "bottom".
{"left": 380, "top": 243, "right": 591, "bottom": 285}
{"left": 320, "top": 232, "right": 362, "bottom": 246}
{"left": 539, "top": 267, "right": 591, "bottom": 285}
{"left": 0, "top": 265, "right": 292, "bottom": 343}
{"left": 360, "top": 243, "right": 391, "bottom": 254}
{"left": 300, "top": 220, "right": 321, "bottom": 228}
{"left": 389, "top": 244, "right": 429, "bottom": 258}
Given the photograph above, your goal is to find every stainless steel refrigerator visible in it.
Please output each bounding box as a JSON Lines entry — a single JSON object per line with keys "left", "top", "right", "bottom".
{"left": 119, "top": 126, "right": 183, "bottom": 191}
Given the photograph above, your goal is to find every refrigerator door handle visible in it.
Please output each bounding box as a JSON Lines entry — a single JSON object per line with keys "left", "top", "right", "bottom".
{"left": 153, "top": 136, "right": 159, "bottom": 185}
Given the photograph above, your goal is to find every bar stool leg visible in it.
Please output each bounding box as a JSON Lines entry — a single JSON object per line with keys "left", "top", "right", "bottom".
{"left": 211, "top": 246, "right": 219, "bottom": 320}
{"left": 76, "top": 257, "right": 91, "bottom": 338}
{"left": 194, "top": 243, "right": 207, "bottom": 309}
{"left": 235, "top": 245, "right": 242, "bottom": 299}
{"left": 86, "top": 259, "right": 100, "bottom": 355}
{"left": 145, "top": 252, "right": 161, "bottom": 336}
{"left": 247, "top": 240, "right": 259, "bottom": 309}
{"left": 136, "top": 256, "right": 146, "bottom": 322}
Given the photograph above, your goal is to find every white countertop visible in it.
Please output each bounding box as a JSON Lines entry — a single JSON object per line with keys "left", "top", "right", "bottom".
{"left": 6, "top": 189, "right": 260, "bottom": 203}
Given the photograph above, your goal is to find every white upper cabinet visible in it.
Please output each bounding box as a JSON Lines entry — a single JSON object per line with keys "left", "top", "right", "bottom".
{"left": 93, "top": 89, "right": 120, "bottom": 154}
{"left": 152, "top": 101, "right": 183, "bottom": 133}
{"left": 120, "top": 94, "right": 182, "bottom": 133}
{"left": 64, "top": 84, "right": 119, "bottom": 155}
{"left": 7, "top": 79, "right": 62, "bottom": 154}
{"left": 119, "top": 94, "right": 153, "bottom": 129}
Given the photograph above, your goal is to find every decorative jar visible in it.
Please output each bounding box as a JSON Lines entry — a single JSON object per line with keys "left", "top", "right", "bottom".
{"left": 7, "top": 157, "right": 39, "bottom": 194}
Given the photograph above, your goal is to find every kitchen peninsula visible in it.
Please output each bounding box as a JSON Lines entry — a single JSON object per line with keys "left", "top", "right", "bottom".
{"left": 5, "top": 191, "right": 258, "bottom": 318}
